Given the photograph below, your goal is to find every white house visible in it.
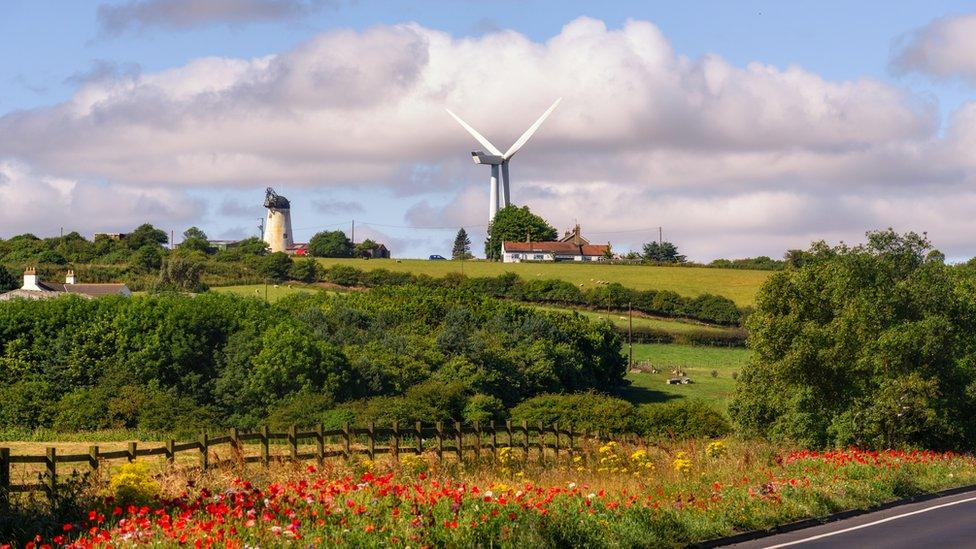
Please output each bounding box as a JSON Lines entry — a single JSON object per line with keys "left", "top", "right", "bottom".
{"left": 0, "top": 268, "right": 131, "bottom": 301}
{"left": 501, "top": 226, "right": 610, "bottom": 263}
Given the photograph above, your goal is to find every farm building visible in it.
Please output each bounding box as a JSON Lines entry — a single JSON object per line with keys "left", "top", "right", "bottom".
{"left": 502, "top": 225, "right": 609, "bottom": 263}
{"left": 0, "top": 268, "right": 131, "bottom": 301}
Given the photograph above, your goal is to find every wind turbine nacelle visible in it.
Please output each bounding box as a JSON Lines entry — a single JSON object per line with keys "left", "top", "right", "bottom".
{"left": 471, "top": 151, "right": 504, "bottom": 165}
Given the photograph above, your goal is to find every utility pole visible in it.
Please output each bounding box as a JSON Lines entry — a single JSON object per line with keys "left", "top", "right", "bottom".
{"left": 351, "top": 220, "right": 355, "bottom": 244}
{"left": 628, "top": 302, "right": 634, "bottom": 368}
{"left": 658, "top": 227, "right": 663, "bottom": 246}
{"left": 171, "top": 230, "right": 175, "bottom": 250}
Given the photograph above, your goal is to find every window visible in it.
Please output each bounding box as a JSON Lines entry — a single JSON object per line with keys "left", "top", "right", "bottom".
{"left": 534, "top": 254, "right": 544, "bottom": 260}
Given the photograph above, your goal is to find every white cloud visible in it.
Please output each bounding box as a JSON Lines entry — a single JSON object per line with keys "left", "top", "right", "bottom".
{"left": 4, "top": 17, "right": 976, "bottom": 259}
{"left": 891, "top": 14, "right": 976, "bottom": 82}
{"left": 0, "top": 161, "right": 203, "bottom": 236}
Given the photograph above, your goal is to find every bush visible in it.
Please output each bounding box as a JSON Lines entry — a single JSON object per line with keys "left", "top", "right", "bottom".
{"left": 0, "top": 378, "right": 57, "bottom": 429}
{"left": 266, "top": 393, "right": 336, "bottom": 430}
{"left": 463, "top": 394, "right": 507, "bottom": 423}
{"left": 110, "top": 461, "right": 160, "bottom": 506}
{"left": 510, "top": 393, "right": 635, "bottom": 433}
{"left": 53, "top": 388, "right": 112, "bottom": 432}
{"left": 635, "top": 400, "right": 731, "bottom": 439}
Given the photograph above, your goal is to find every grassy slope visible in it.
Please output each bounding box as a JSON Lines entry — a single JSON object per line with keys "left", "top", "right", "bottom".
{"left": 315, "top": 258, "right": 769, "bottom": 306}
{"left": 210, "top": 283, "right": 320, "bottom": 302}
{"left": 529, "top": 304, "right": 739, "bottom": 335}
{"left": 616, "top": 343, "right": 751, "bottom": 412}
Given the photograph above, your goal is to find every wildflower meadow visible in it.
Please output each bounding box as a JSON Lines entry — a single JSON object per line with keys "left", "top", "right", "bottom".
{"left": 9, "top": 439, "right": 976, "bottom": 548}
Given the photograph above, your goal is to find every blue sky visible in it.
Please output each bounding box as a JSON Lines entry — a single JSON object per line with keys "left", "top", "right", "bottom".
{"left": 4, "top": 0, "right": 976, "bottom": 259}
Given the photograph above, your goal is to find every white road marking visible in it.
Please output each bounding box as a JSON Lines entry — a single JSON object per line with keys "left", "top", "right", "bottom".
{"left": 761, "top": 494, "right": 976, "bottom": 548}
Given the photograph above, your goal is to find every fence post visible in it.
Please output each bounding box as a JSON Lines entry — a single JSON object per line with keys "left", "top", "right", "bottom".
{"left": 128, "top": 441, "right": 137, "bottom": 462}
{"left": 229, "top": 428, "right": 240, "bottom": 460}
{"left": 391, "top": 421, "right": 400, "bottom": 462}
{"left": 521, "top": 421, "right": 529, "bottom": 462}
{"left": 415, "top": 421, "right": 422, "bottom": 455}
{"left": 165, "top": 440, "right": 174, "bottom": 465}
{"left": 368, "top": 422, "right": 376, "bottom": 461}
{"left": 455, "top": 421, "right": 463, "bottom": 461}
{"left": 288, "top": 425, "right": 298, "bottom": 461}
{"left": 0, "top": 448, "right": 9, "bottom": 510}
{"left": 554, "top": 423, "right": 560, "bottom": 459}
{"left": 436, "top": 422, "right": 444, "bottom": 461}
{"left": 342, "top": 423, "right": 351, "bottom": 460}
{"left": 316, "top": 423, "right": 325, "bottom": 463}
{"left": 199, "top": 432, "right": 209, "bottom": 471}
{"left": 46, "top": 447, "right": 56, "bottom": 498}
{"left": 568, "top": 426, "right": 575, "bottom": 456}
{"left": 506, "top": 420, "right": 513, "bottom": 452}
{"left": 489, "top": 420, "right": 497, "bottom": 460}
{"left": 474, "top": 420, "right": 482, "bottom": 460}
{"left": 538, "top": 422, "right": 545, "bottom": 464}
{"left": 89, "top": 445, "right": 100, "bottom": 473}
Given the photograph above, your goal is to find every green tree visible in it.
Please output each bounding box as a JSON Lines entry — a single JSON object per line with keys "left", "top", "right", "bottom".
{"left": 0, "top": 266, "right": 18, "bottom": 292}
{"left": 155, "top": 254, "right": 206, "bottom": 292}
{"left": 308, "top": 230, "right": 354, "bottom": 258}
{"left": 452, "top": 228, "right": 472, "bottom": 260}
{"left": 131, "top": 244, "right": 164, "bottom": 273}
{"left": 289, "top": 257, "right": 321, "bottom": 283}
{"left": 484, "top": 206, "right": 557, "bottom": 261}
{"left": 642, "top": 241, "right": 686, "bottom": 263}
{"left": 261, "top": 252, "right": 293, "bottom": 282}
{"left": 354, "top": 239, "right": 381, "bottom": 257}
{"left": 180, "top": 227, "right": 212, "bottom": 254}
{"left": 125, "top": 223, "right": 168, "bottom": 251}
{"left": 730, "top": 230, "right": 976, "bottom": 450}
{"left": 235, "top": 237, "right": 269, "bottom": 256}
{"left": 247, "top": 322, "right": 352, "bottom": 404}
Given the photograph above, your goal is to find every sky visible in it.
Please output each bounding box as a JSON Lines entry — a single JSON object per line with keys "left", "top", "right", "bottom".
{"left": 5, "top": 1, "right": 976, "bottom": 260}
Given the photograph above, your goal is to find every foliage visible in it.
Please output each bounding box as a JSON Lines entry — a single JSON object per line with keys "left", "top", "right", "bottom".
{"left": 125, "top": 223, "right": 168, "bottom": 251}
{"left": 0, "top": 265, "right": 17, "bottom": 292}
{"left": 510, "top": 393, "right": 636, "bottom": 433}
{"left": 634, "top": 400, "right": 732, "bottom": 439}
{"left": 288, "top": 257, "right": 321, "bottom": 283}
{"left": 484, "top": 205, "right": 557, "bottom": 261}
{"left": 309, "top": 230, "right": 354, "bottom": 258}
{"left": 452, "top": 228, "right": 472, "bottom": 260}
{"left": 709, "top": 256, "right": 785, "bottom": 271}
{"left": 154, "top": 254, "right": 207, "bottom": 292}
{"left": 318, "top": 264, "right": 744, "bottom": 326}
{"left": 642, "top": 241, "right": 686, "bottom": 263}
{"left": 0, "top": 287, "right": 624, "bottom": 431}
{"left": 260, "top": 252, "right": 293, "bottom": 282}
{"left": 109, "top": 461, "right": 160, "bottom": 506}
{"left": 730, "top": 230, "right": 976, "bottom": 450}
{"left": 179, "top": 226, "right": 212, "bottom": 254}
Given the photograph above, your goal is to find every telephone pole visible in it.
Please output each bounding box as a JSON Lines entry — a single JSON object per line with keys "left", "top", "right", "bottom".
{"left": 658, "top": 226, "right": 663, "bottom": 246}
{"left": 351, "top": 220, "right": 355, "bottom": 244}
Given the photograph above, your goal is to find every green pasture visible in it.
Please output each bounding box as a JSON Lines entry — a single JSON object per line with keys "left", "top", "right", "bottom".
{"left": 315, "top": 258, "right": 769, "bottom": 306}
{"left": 529, "top": 304, "right": 738, "bottom": 335}
{"left": 616, "top": 343, "right": 751, "bottom": 412}
{"left": 210, "top": 283, "right": 321, "bottom": 302}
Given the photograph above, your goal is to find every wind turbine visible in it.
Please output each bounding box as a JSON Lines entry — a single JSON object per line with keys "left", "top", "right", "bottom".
{"left": 447, "top": 98, "right": 561, "bottom": 227}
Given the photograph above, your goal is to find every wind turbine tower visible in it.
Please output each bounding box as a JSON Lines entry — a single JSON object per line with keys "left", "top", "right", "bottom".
{"left": 262, "top": 187, "right": 293, "bottom": 253}
{"left": 447, "top": 98, "right": 561, "bottom": 227}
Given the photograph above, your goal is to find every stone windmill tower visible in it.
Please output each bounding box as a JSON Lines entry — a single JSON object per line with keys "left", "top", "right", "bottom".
{"left": 262, "top": 187, "right": 293, "bottom": 253}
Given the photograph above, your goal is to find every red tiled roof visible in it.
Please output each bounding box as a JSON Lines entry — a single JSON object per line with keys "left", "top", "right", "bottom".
{"left": 503, "top": 241, "right": 609, "bottom": 256}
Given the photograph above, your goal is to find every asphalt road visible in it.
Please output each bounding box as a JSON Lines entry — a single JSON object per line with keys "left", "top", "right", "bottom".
{"left": 724, "top": 489, "right": 976, "bottom": 548}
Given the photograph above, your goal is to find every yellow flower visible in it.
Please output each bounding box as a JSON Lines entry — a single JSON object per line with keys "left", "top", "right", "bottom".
{"left": 705, "top": 440, "right": 727, "bottom": 458}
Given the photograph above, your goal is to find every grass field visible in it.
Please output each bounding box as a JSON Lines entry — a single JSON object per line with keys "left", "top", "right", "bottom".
{"left": 316, "top": 258, "right": 769, "bottom": 306}
{"left": 616, "top": 343, "right": 751, "bottom": 411}
{"left": 529, "top": 304, "right": 739, "bottom": 335}
{"left": 210, "top": 283, "right": 322, "bottom": 302}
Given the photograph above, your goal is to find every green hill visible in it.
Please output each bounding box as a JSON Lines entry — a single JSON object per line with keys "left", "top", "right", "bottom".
{"left": 315, "top": 258, "right": 769, "bottom": 306}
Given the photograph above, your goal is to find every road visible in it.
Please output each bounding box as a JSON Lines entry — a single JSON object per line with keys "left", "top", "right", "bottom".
{"left": 724, "top": 489, "right": 976, "bottom": 548}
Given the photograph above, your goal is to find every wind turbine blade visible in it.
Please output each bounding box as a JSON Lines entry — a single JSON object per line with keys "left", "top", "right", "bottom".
{"left": 503, "top": 98, "right": 562, "bottom": 159}
{"left": 446, "top": 109, "right": 503, "bottom": 156}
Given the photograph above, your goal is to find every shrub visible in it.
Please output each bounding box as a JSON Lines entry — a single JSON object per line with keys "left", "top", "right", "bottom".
{"left": 0, "top": 378, "right": 57, "bottom": 429}
{"left": 510, "top": 393, "right": 635, "bottom": 433}
{"left": 53, "top": 388, "right": 112, "bottom": 432}
{"left": 323, "top": 265, "right": 361, "bottom": 286}
{"left": 266, "top": 393, "right": 336, "bottom": 430}
{"left": 635, "top": 400, "right": 731, "bottom": 439}
{"left": 110, "top": 461, "right": 160, "bottom": 506}
{"left": 463, "top": 394, "right": 507, "bottom": 423}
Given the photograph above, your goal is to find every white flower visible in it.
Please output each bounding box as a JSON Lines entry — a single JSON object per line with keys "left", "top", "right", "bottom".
{"left": 587, "top": 493, "right": 596, "bottom": 499}
{"left": 271, "top": 525, "right": 283, "bottom": 535}
{"left": 568, "top": 482, "right": 577, "bottom": 490}
{"left": 484, "top": 490, "right": 494, "bottom": 498}
{"left": 516, "top": 490, "right": 524, "bottom": 497}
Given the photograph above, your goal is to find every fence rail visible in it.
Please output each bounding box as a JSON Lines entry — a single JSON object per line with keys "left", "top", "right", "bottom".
{"left": 0, "top": 420, "right": 627, "bottom": 505}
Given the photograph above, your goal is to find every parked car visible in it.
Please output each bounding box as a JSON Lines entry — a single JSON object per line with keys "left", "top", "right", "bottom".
{"left": 429, "top": 254, "right": 447, "bottom": 260}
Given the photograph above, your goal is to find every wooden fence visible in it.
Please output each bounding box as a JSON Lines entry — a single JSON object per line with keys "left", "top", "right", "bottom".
{"left": 0, "top": 420, "right": 619, "bottom": 505}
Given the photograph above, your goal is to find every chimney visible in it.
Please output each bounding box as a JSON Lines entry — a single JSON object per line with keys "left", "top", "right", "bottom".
{"left": 65, "top": 269, "right": 76, "bottom": 285}
{"left": 23, "top": 267, "right": 40, "bottom": 291}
